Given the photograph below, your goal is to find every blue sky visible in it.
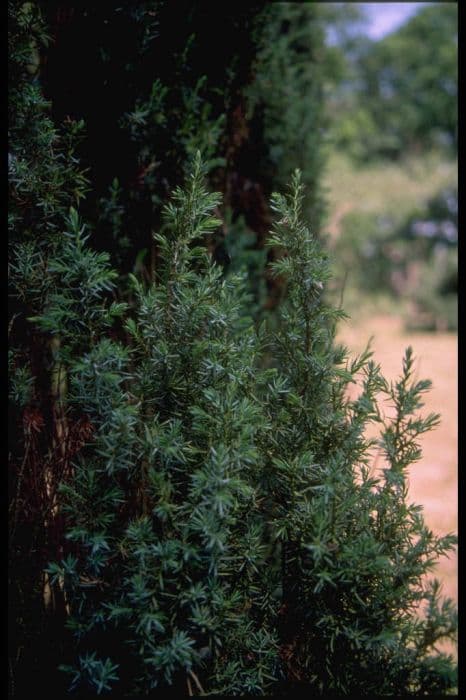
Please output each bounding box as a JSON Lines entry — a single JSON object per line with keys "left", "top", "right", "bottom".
{"left": 363, "top": 3, "right": 428, "bottom": 40}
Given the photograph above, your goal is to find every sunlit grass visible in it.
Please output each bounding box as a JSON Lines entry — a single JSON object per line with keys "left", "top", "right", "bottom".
{"left": 323, "top": 151, "right": 457, "bottom": 238}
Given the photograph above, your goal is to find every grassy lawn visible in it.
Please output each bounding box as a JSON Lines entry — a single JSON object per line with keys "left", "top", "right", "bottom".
{"left": 323, "top": 151, "right": 457, "bottom": 239}
{"left": 322, "top": 151, "right": 457, "bottom": 325}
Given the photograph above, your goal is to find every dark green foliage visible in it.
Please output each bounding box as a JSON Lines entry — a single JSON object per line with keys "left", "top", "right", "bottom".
{"left": 218, "top": 2, "right": 334, "bottom": 314}
{"left": 38, "top": 1, "right": 267, "bottom": 273}
{"left": 47, "top": 163, "right": 457, "bottom": 695}
{"left": 37, "top": 1, "right": 331, "bottom": 310}
{"left": 404, "top": 189, "right": 458, "bottom": 331}
{"left": 251, "top": 174, "right": 457, "bottom": 694}
{"left": 223, "top": 211, "right": 268, "bottom": 320}
{"left": 9, "top": 2, "right": 457, "bottom": 696}
{"left": 247, "top": 3, "right": 329, "bottom": 227}
{"left": 48, "top": 155, "right": 280, "bottom": 694}
{"left": 8, "top": 1, "right": 89, "bottom": 242}
{"left": 8, "top": 2, "right": 125, "bottom": 694}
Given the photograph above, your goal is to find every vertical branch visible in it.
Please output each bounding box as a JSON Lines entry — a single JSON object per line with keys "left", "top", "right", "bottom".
{"left": 44, "top": 335, "right": 69, "bottom": 614}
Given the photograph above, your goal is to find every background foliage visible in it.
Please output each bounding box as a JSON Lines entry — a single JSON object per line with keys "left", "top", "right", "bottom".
{"left": 328, "top": 3, "right": 457, "bottom": 163}
{"left": 38, "top": 2, "right": 331, "bottom": 302}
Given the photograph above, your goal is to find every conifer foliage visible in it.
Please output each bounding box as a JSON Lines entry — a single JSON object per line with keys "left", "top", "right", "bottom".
{"left": 259, "top": 175, "right": 458, "bottom": 694}
{"left": 48, "top": 155, "right": 279, "bottom": 695}
{"left": 9, "top": 1, "right": 457, "bottom": 696}
{"left": 8, "top": 1, "right": 125, "bottom": 692}
{"left": 43, "top": 162, "right": 457, "bottom": 695}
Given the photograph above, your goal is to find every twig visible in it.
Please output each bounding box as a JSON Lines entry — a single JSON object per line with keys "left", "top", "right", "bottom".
{"left": 338, "top": 268, "right": 349, "bottom": 311}
{"left": 189, "top": 669, "right": 205, "bottom": 695}
{"left": 8, "top": 313, "right": 20, "bottom": 337}
{"left": 10, "top": 439, "right": 31, "bottom": 539}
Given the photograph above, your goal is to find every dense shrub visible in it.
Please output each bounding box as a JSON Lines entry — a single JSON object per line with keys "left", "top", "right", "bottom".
{"left": 8, "top": 1, "right": 125, "bottom": 693}
{"left": 43, "top": 161, "right": 458, "bottom": 696}
{"left": 9, "top": 1, "right": 457, "bottom": 695}
{"left": 37, "top": 1, "right": 331, "bottom": 313}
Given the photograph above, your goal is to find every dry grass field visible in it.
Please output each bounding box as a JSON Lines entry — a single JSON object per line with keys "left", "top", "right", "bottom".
{"left": 324, "top": 150, "right": 458, "bottom": 596}
{"left": 338, "top": 314, "right": 457, "bottom": 655}
{"left": 323, "top": 150, "right": 457, "bottom": 656}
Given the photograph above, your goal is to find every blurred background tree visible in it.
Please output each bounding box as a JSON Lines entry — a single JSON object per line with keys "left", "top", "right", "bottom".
{"left": 328, "top": 3, "right": 457, "bottom": 163}
{"left": 323, "top": 3, "right": 457, "bottom": 333}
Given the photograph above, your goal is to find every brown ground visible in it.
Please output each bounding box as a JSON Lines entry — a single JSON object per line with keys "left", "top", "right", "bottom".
{"left": 337, "top": 314, "right": 457, "bottom": 652}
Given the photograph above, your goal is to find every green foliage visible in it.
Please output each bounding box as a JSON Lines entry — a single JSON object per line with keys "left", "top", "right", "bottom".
{"left": 246, "top": 3, "right": 330, "bottom": 227}
{"left": 9, "top": 2, "right": 457, "bottom": 695}
{"left": 404, "top": 189, "right": 458, "bottom": 331}
{"left": 51, "top": 155, "right": 279, "bottom": 694}
{"left": 27, "top": 208, "right": 125, "bottom": 347}
{"left": 59, "top": 653, "right": 120, "bottom": 695}
{"left": 223, "top": 211, "right": 268, "bottom": 320}
{"left": 8, "top": 349, "right": 34, "bottom": 408}
{"left": 255, "top": 174, "right": 457, "bottom": 694}
{"left": 409, "top": 248, "right": 457, "bottom": 332}
{"left": 37, "top": 2, "right": 267, "bottom": 273}
{"left": 37, "top": 1, "right": 331, "bottom": 312}
{"left": 8, "top": 2, "right": 125, "bottom": 694}
{"left": 329, "top": 4, "right": 457, "bottom": 163}
{"left": 8, "top": 0, "right": 95, "bottom": 410}
{"left": 51, "top": 161, "right": 457, "bottom": 695}
{"left": 333, "top": 186, "right": 458, "bottom": 331}
{"left": 8, "top": 1, "right": 88, "bottom": 240}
